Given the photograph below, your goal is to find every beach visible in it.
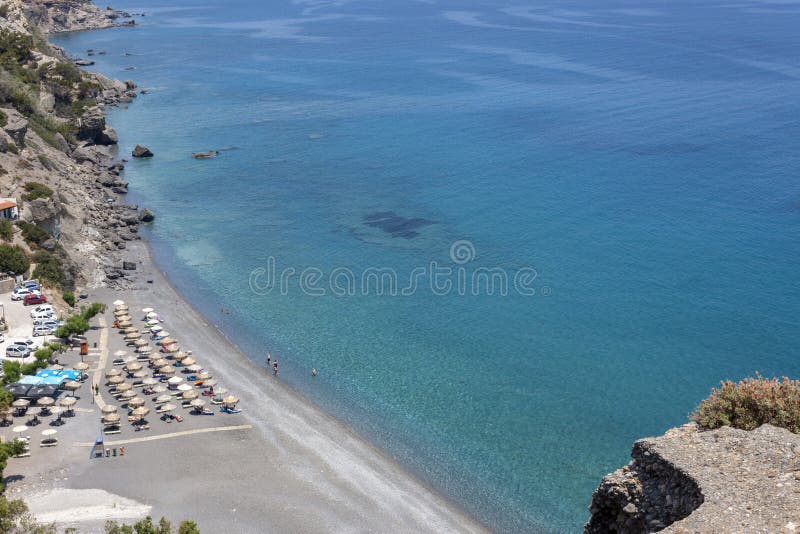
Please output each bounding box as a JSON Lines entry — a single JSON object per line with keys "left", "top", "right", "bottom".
{"left": 4, "top": 239, "right": 485, "bottom": 533}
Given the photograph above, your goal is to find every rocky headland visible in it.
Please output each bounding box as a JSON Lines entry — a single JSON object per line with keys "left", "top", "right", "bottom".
{"left": 585, "top": 423, "right": 800, "bottom": 533}
{"left": 0, "top": 0, "right": 146, "bottom": 292}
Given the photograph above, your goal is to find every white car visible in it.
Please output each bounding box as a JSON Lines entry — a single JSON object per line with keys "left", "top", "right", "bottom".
{"left": 30, "top": 304, "right": 54, "bottom": 317}
{"left": 30, "top": 309, "right": 54, "bottom": 320}
{"left": 11, "top": 287, "right": 39, "bottom": 301}
{"left": 12, "top": 338, "right": 40, "bottom": 352}
{"left": 32, "top": 325, "right": 55, "bottom": 337}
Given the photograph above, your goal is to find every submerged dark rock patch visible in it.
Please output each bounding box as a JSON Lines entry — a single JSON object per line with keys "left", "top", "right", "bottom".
{"left": 363, "top": 211, "right": 436, "bottom": 239}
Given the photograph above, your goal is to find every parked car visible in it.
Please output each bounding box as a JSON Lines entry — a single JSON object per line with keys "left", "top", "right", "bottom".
{"left": 5, "top": 345, "right": 30, "bottom": 358}
{"left": 23, "top": 294, "right": 47, "bottom": 306}
{"left": 33, "top": 319, "right": 62, "bottom": 329}
{"left": 31, "top": 309, "right": 54, "bottom": 320}
{"left": 23, "top": 282, "right": 40, "bottom": 292}
{"left": 30, "top": 304, "right": 54, "bottom": 317}
{"left": 32, "top": 325, "right": 55, "bottom": 337}
{"left": 11, "top": 287, "right": 39, "bottom": 301}
{"left": 13, "top": 338, "right": 40, "bottom": 351}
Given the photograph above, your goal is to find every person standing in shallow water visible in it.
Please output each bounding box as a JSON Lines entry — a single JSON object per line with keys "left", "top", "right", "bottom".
{"left": 273, "top": 361, "right": 278, "bottom": 376}
{"left": 312, "top": 368, "right": 317, "bottom": 378}
{"left": 266, "top": 353, "right": 271, "bottom": 368}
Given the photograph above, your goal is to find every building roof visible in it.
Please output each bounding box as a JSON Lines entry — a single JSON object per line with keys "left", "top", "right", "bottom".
{"left": 0, "top": 200, "right": 17, "bottom": 211}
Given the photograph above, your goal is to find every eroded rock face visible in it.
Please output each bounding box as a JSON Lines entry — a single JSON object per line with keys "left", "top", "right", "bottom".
{"left": 585, "top": 424, "right": 800, "bottom": 533}
{"left": 4, "top": 117, "right": 28, "bottom": 146}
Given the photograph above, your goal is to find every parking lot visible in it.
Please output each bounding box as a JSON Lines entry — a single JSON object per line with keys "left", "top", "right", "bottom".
{"left": 0, "top": 283, "right": 61, "bottom": 367}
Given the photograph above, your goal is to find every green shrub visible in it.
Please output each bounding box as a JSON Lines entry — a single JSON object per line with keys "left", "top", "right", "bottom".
{"left": 53, "top": 61, "right": 82, "bottom": 84}
{"left": 28, "top": 114, "right": 75, "bottom": 149}
{"left": 22, "top": 181, "right": 53, "bottom": 201}
{"left": 33, "top": 347, "right": 52, "bottom": 362}
{"left": 0, "top": 219, "right": 12, "bottom": 241}
{"left": 0, "top": 109, "right": 6, "bottom": 127}
{"left": 6, "top": 141, "right": 17, "bottom": 154}
{"left": 0, "top": 243, "right": 28, "bottom": 274}
{"left": 691, "top": 373, "right": 800, "bottom": 434}
{"left": 16, "top": 220, "right": 50, "bottom": 246}
{"left": 63, "top": 290, "right": 75, "bottom": 307}
{"left": 20, "top": 359, "right": 46, "bottom": 376}
{"left": 0, "top": 30, "right": 33, "bottom": 68}
{"left": 32, "top": 249, "right": 63, "bottom": 285}
{"left": 2, "top": 360, "right": 20, "bottom": 385}
{"left": 81, "top": 302, "right": 106, "bottom": 321}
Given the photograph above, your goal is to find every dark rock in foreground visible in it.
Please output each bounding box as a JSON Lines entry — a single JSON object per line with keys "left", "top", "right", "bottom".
{"left": 138, "top": 208, "right": 155, "bottom": 222}
{"left": 132, "top": 145, "right": 153, "bottom": 158}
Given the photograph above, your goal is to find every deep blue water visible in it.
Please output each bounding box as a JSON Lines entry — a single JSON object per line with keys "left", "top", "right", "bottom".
{"left": 54, "top": 1, "right": 800, "bottom": 531}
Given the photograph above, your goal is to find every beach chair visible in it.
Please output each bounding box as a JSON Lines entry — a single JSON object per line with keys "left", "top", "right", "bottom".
{"left": 40, "top": 438, "right": 58, "bottom": 447}
{"left": 103, "top": 425, "right": 121, "bottom": 435}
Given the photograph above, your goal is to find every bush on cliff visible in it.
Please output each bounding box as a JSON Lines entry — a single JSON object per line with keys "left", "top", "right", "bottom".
{"left": 0, "top": 243, "right": 29, "bottom": 275}
{"left": 22, "top": 181, "right": 53, "bottom": 201}
{"left": 16, "top": 220, "right": 50, "bottom": 246}
{"left": 32, "top": 250, "right": 64, "bottom": 286}
{"left": 0, "top": 219, "right": 13, "bottom": 241}
{"left": 691, "top": 373, "right": 800, "bottom": 434}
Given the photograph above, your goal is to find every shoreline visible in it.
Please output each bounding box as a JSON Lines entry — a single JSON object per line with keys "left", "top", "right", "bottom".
{"left": 138, "top": 237, "right": 489, "bottom": 531}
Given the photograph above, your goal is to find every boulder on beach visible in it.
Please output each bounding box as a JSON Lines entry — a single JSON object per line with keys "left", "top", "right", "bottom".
{"left": 132, "top": 145, "right": 153, "bottom": 158}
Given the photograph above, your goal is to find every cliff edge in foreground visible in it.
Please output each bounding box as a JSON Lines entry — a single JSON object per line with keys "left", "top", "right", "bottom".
{"left": 585, "top": 423, "right": 800, "bottom": 533}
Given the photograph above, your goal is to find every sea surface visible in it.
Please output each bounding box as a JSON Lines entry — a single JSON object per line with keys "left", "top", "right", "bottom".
{"left": 54, "top": 1, "right": 800, "bottom": 531}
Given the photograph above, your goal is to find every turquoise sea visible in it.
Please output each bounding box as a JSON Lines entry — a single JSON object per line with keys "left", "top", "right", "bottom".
{"left": 54, "top": 1, "right": 800, "bottom": 531}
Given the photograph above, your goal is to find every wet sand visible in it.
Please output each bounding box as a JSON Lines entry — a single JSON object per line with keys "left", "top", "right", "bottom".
{"left": 5, "top": 240, "right": 486, "bottom": 533}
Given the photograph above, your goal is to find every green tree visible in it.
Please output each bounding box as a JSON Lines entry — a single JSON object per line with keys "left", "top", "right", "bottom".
{"left": 0, "top": 244, "right": 29, "bottom": 275}
{"left": 55, "top": 315, "right": 89, "bottom": 339}
{"left": 0, "top": 495, "right": 56, "bottom": 532}
{"left": 178, "top": 521, "right": 200, "bottom": 534}
{"left": 22, "top": 182, "right": 53, "bottom": 201}
{"left": 31, "top": 250, "right": 63, "bottom": 286}
{"left": 2, "top": 360, "right": 21, "bottom": 385}
{"left": 62, "top": 290, "right": 75, "bottom": 307}
{"left": 0, "top": 219, "right": 13, "bottom": 241}
{"left": 80, "top": 302, "right": 106, "bottom": 320}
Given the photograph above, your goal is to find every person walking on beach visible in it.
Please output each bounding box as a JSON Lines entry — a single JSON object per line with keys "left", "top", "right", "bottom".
{"left": 273, "top": 361, "right": 278, "bottom": 376}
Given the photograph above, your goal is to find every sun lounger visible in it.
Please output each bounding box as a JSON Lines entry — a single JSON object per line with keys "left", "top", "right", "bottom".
{"left": 220, "top": 406, "right": 242, "bottom": 414}
{"left": 40, "top": 438, "right": 58, "bottom": 447}
{"left": 103, "top": 427, "right": 121, "bottom": 435}
{"left": 133, "top": 424, "right": 150, "bottom": 431}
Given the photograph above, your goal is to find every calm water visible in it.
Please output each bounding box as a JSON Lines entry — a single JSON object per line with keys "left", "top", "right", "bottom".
{"left": 54, "top": 1, "right": 800, "bottom": 531}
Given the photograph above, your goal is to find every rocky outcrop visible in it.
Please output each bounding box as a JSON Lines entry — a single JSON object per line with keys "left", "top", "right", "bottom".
{"left": 585, "top": 424, "right": 800, "bottom": 533}
{"left": 138, "top": 208, "right": 155, "bottom": 222}
{"left": 132, "top": 145, "right": 153, "bottom": 158}
{"left": 4, "top": 115, "right": 28, "bottom": 146}
{"left": 19, "top": 0, "right": 138, "bottom": 34}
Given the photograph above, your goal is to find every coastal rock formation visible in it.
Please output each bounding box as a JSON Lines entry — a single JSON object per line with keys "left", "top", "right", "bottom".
{"left": 585, "top": 423, "right": 800, "bottom": 533}
{"left": 18, "top": 0, "right": 137, "bottom": 34}
{"left": 4, "top": 114, "right": 28, "bottom": 146}
{"left": 132, "top": 145, "right": 153, "bottom": 158}
{"left": 138, "top": 208, "right": 155, "bottom": 222}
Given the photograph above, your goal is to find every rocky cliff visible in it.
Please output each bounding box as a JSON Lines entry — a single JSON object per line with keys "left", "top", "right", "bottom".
{"left": 585, "top": 423, "right": 800, "bottom": 533}
{"left": 0, "top": 0, "right": 145, "bottom": 290}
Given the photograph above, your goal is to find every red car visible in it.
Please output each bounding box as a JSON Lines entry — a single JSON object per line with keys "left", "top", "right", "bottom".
{"left": 23, "top": 294, "right": 47, "bottom": 306}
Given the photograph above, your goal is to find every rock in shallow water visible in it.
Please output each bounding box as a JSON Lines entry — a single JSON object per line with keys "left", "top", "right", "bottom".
{"left": 132, "top": 145, "right": 153, "bottom": 158}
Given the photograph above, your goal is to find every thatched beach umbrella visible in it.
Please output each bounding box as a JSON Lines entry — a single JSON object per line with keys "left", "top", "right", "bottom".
{"left": 158, "top": 337, "right": 175, "bottom": 346}
{"left": 117, "top": 314, "right": 132, "bottom": 322}
{"left": 59, "top": 397, "right": 76, "bottom": 407}
{"left": 142, "top": 377, "right": 157, "bottom": 386}
{"left": 113, "top": 300, "right": 125, "bottom": 306}
{"left": 133, "top": 339, "right": 148, "bottom": 347}
{"left": 222, "top": 395, "right": 239, "bottom": 406}
{"left": 131, "top": 406, "right": 149, "bottom": 419}
{"left": 155, "top": 394, "right": 172, "bottom": 404}
{"left": 167, "top": 376, "right": 183, "bottom": 385}
{"left": 118, "top": 320, "right": 132, "bottom": 328}
{"left": 150, "top": 325, "right": 163, "bottom": 334}
{"left": 63, "top": 381, "right": 81, "bottom": 395}
{"left": 182, "top": 389, "right": 199, "bottom": 400}
{"left": 36, "top": 397, "right": 54, "bottom": 407}
{"left": 136, "top": 346, "right": 152, "bottom": 355}
{"left": 114, "top": 350, "right": 128, "bottom": 357}
{"left": 177, "top": 383, "right": 192, "bottom": 392}
{"left": 51, "top": 364, "right": 64, "bottom": 371}
{"left": 213, "top": 387, "right": 228, "bottom": 397}
{"left": 190, "top": 398, "right": 205, "bottom": 408}
{"left": 132, "top": 370, "right": 148, "bottom": 379}
{"left": 180, "top": 356, "right": 196, "bottom": 366}
{"left": 122, "top": 327, "right": 139, "bottom": 334}
{"left": 101, "top": 404, "right": 118, "bottom": 414}
{"left": 13, "top": 425, "right": 28, "bottom": 434}
{"left": 160, "top": 365, "right": 177, "bottom": 375}
{"left": 119, "top": 389, "right": 137, "bottom": 400}
{"left": 173, "top": 351, "right": 189, "bottom": 360}
{"left": 153, "top": 358, "right": 169, "bottom": 368}
{"left": 125, "top": 362, "right": 143, "bottom": 372}
{"left": 159, "top": 403, "right": 177, "bottom": 413}
{"left": 203, "top": 379, "right": 218, "bottom": 388}
{"left": 185, "top": 364, "right": 202, "bottom": 372}
{"left": 146, "top": 311, "right": 158, "bottom": 320}
{"left": 164, "top": 344, "right": 180, "bottom": 353}
{"left": 152, "top": 384, "right": 167, "bottom": 394}
{"left": 124, "top": 332, "right": 141, "bottom": 340}
{"left": 102, "top": 413, "right": 121, "bottom": 424}
{"left": 74, "top": 362, "right": 89, "bottom": 371}
{"left": 106, "top": 369, "right": 122, "bottom": 378}
{"left": 141, "top": 307, "right": 154, "bottom": 314}
{"left": 107, "top": 375, "right": 125, "bottom": 385}
{"left": 115, "top": 382, "right": 132, "bottom": 394}
{"left": 196, "top": 372, "right": 212, "bottom": 381}
{"left": 127, "top": 396, "right": 145, "bottom": 408}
